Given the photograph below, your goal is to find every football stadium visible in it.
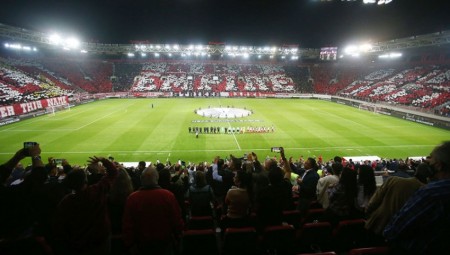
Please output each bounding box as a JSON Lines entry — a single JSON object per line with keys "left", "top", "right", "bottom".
{"left": 0, "top": 0, "right": 449, "bottom": 254}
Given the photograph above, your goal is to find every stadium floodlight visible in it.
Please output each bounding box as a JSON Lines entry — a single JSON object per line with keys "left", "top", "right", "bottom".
{"left": 363, "top": 0, "right": 376, "bottom": 3}
{"left": 33, "top": 47, "right": 38, "bottom": 52}
{"left": 384, "top": 0, "right": 392, "bottom": 4}
{"left": 127, "top": 53, "right": 135, "bottom": 57}
{"left": 165, "top": 45, "right": 171, "bottom": 49}
{"left": 141, "top": 53, "right": 147, "bottom": 57}
{"left": 379, "top": 52, "right": 402, "bottom": 59}
{"left": 66, "top": 37, "right": 80, "bottom": 49}
{"left": 291, "top": 56, "right": 299, "bottom": 60}
{"left": 263, "top": 47, "right": 270, "bottom": 51}
{"left": 22, "top": 46, "right": 31, "bottom": 51}
{"left": 344, "top": 45, "right": 358, "bottom": 54}
{"left": 80, "top": 49, "right": 87, "bottom": 53}
{"left": 243, "top": 53, "right": 249, "bottom": 58}
{"left": 269, "top": 55, "right": 274, "bottom": 59}
{"left": 9, "top": 44, "right": 22, "bottom": 49}
{"left": 377, "top": 0, "right": 385, "bottom": 5}
{"left": 49, "top": 34, "right": 62, "bottom": 45}
{"left": 271, "top": 47, "right": 277, "bottom": 52}
{"left": 173, "top": 45, "right": 179, "bottom": 50}
{"left": 154, "top": 53, "right": 160, "bottom": 57}
{"left": 225, "top": 46, "right": 231, "bottom": 51}
{"left": 196, "top": 45, "right": 203, "bottom": 51}
{"left": 359, "top": 43, "right": 372, "bottom": 52}
{"left": 188, "top": 45, "right": 194, "bottom": 50}
{"left": 233, "top": 46, "right": 238, "bottom": 51}
{"left": 258, "top": 55, "right": 262, "bottom": 59}
{"left": 281, "top": 56, "right": 286, "bottom": 59}
{"left": 156, "top": 45, "right": 161, "bottom": 49}
{"left": 168, "top": 53, "right": 172, "bottom": 57}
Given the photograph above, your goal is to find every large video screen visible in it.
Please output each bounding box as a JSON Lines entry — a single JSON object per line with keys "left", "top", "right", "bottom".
{"left": 320, "top": 47, "right": 338, "bottom": 61}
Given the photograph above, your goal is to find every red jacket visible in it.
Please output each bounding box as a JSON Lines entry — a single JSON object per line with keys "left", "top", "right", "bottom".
{"left": 122, "top": 187, "right": 184, "bottom": 247}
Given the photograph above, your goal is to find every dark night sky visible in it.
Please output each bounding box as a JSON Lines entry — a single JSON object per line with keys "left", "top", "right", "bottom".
{"left": 0, "top": 0, "right": 449, "bottom": 47}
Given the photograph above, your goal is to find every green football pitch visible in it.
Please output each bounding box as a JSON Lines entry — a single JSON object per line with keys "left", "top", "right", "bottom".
{"left": 1, "top": 98, "right": 448, "bottom": 167}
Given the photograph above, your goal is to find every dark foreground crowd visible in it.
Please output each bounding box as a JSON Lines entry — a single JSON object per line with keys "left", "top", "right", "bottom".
{"left": 0, "top": 142, "right": 449, "bottom": 255}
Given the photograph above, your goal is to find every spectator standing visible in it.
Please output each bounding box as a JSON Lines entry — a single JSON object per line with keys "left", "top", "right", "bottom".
{"left": 53, "top": 156, "right": 117, "bottom": 255}
{"left": 316, "top": 163, "right": 342, "bottom": 209}
{"left": 356, "top": 165, "right": 377, "bottom": 212}
{"left": 122, "top": 166, "right": 183, "bottom": 254}
{"left": 384, "top": 141, "right": 450, "bottom": 254}
{"left": 365, "top": 163, "right": 431, "bottom": 244}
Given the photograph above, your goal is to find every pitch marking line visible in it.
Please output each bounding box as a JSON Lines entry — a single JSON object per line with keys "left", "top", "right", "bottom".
{"left": 0, "top": 144, "right": 436, "bottom": 155}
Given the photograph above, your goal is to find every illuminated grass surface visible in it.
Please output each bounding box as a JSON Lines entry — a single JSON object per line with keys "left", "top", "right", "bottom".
{"left": 1, "top": 98, "right": 448, "bottom": 166}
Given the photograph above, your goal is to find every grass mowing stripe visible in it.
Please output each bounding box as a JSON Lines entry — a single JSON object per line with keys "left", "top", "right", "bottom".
{"left": 0, "top": 98, "right": 448, "bottom": 165}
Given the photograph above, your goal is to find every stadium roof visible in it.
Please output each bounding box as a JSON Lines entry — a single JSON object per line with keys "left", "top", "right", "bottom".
{"left": 0, "top": 0, "right": 449, "bottom": 48}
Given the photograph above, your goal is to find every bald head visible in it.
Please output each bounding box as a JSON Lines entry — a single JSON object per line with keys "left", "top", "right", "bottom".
{"left": 141, "top": 166, "right": 159, "bottom": 187}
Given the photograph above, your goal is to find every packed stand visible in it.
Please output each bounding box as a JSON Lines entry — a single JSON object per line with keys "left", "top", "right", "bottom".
{"left": 1, "top": 141, "right": 449, "bottom": 255}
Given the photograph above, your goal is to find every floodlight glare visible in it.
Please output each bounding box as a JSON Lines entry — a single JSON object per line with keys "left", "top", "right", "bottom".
{"left": 243, "top": 53, "right": 249, "bottom": 58}
{"left": 173, "top": 45, "right": 179, "bottom": 50}
{"left": 66, "top": 37, "right": 80, "bottom": 49}
{"left": 258, "top": 55, "right": 262, "bottom": 59}
{"left": 80, "top": 49, "right": 88, "bottom": 53}
{"left": 363, "top": 0, "right": 376, "bottom": 3}
{"left": 154, "top": 53, "right": 160, "bottom": 57}
{"left": 344, "top": 45, "right": 357, "bottom": 54}
{"left": 49, "top": 34, "right": 62, "bottom": 45}
{"left": 141, "top": 53, "right": 147, "bottom": 57}
{"left": 225, "top": 46, "right": 231, "bottom": 51}
{"left": 168, "top": 53, "right": 172, "bottom": 57}
{"left": 360, "top": 43, "right": 372, "bottom": 52}
{"left": 127, "top": 53, "right": 135, "bottom": 57}
{"left": 378, "top": 0, "right": 385, "bottom": 5}
{"left": 156, "top": 45, "right": 161, "bottom": 49}
{"left": 385, "top": 0, "right": 392, "bottom": 4}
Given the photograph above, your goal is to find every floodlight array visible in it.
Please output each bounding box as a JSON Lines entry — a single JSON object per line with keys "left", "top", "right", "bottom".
{"left": 341, "top": 43, "right": 373, "bottom": 58}
{"left": 47, "top": 33, "right": 88, "bottom": 53}
{"left": 126, "top": 43, "right": 299, "bottom": 60}
{"left": 378, "top": 52, "right": 402, "bottom": 59}
{"left": 363, "top": 0, "right": 392, "bottom": 4}
{"left": 4, "top": 43, "right": 37, "bottom": 52}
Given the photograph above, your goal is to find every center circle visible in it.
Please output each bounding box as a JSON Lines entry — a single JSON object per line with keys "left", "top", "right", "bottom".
{"left": 196, "top": 107, "right": 252, "bottom": 118}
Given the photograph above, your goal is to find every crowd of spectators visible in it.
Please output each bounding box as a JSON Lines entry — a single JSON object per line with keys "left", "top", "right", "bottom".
{"left": 1, "top": 141, "right": 449, "bottom": 255}
{"left": 0, "top": 53, "right": 449, "bottom": 116}
{"left": 0, "top": 59, "right": 73, "bottom": 106}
